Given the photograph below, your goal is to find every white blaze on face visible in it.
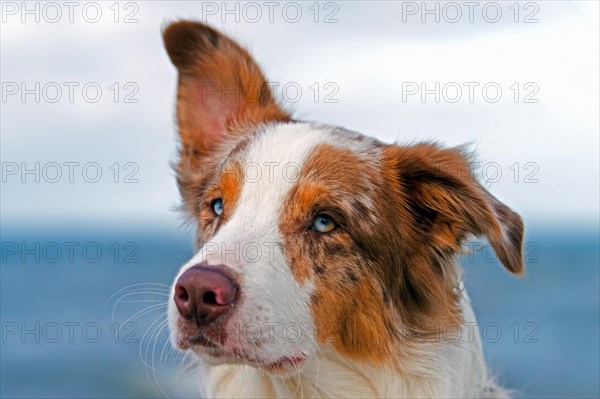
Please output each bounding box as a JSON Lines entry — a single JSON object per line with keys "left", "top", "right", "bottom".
{"left": 170, "top": 122, "right": 334, "bottom": 363}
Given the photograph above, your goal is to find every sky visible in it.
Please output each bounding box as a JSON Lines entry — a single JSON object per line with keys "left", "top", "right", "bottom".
{"left": 1, "top": 1, "right": 599, "bottom": 228}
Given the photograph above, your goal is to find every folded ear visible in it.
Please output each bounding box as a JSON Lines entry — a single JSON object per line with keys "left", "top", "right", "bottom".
{"left": 163, "top": 21, "right": 289, "bottom": 156}
{"left": 387, "top": 143, "right": 524, "bottom": 275}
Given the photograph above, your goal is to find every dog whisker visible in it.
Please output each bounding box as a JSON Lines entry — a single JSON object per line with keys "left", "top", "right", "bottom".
{"left": 139, "top": 316, "right": 168, "bottom": 372}
{"left": 116, "top": 303, "right": 167, "bottom": 334}
{"left": 109, "top": 290, "right": 170, "bottom": 320}
{"left": 148, "top": 320, "right": 171, "bottom": 398}
{"left": 105, "top": 283, "right": 170, "bottom": 307}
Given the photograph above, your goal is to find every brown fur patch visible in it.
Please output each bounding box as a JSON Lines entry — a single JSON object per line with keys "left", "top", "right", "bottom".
{"left": 163, "top": 21, "right": 289, "bottom": 240}
{"left": 386, "top": 143, "right": 524, "bottom": 275}
{"left": 280, "top": 143, "right": 397, "bottom": 364}
{"left": 279, "top": 140, "right": 524, "bottom": 365}
{"left": 198, "top": 160, "right": 244, "bottom": 240}
{"left": 163, "top": 21, "right": 289, "bottom": 157}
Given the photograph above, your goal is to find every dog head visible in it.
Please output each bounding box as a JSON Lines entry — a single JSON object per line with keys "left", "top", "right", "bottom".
{"left": 163, "top": 21, "right": 524, "bottom": 375}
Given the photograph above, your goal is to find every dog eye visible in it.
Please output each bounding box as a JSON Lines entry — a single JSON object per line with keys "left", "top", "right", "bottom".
{"left": 311, "top": 214, "right": 337, "bottom": 233}
{"left": 211, "top": 198, "right": 223, "bottom": 216}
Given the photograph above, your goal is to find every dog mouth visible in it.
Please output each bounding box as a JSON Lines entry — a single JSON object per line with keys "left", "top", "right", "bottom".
{"left": 263, "top": 355, "right": 306, "bottom": 373}
{"left": 178, "top": 332, "right": 218, "bottom": 350}
{"left": 178, "top": 332, "right": 306, "bottom": 374}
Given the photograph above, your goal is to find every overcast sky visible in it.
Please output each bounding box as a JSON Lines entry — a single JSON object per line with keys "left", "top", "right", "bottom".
{"left": 1, "top": 1, "right": 598, "bottom": 228}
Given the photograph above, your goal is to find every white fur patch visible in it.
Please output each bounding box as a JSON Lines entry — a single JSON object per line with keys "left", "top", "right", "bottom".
{"left": 170, "top": 122, "right": 338, "bottom": 367}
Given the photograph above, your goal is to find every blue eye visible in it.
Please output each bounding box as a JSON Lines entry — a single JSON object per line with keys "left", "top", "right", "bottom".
{"left": 211, "top": 198, "right": 223, "bottom": 216}
{"left": 311, "top": 214, "right": 337, "bottom": 233}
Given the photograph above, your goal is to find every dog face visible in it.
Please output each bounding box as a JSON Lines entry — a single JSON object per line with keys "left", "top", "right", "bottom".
{"left": 163, "top": 21, "right": 524, "bottom": 375}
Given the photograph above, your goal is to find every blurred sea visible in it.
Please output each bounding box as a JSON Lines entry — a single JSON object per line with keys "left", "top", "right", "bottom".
{"left": 1, "top": 222, "right": 598, "bottom": 398}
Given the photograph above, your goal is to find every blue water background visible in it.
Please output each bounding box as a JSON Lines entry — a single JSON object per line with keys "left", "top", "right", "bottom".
{"left": 1, "top": 222, "right": 598, "bottom": 398}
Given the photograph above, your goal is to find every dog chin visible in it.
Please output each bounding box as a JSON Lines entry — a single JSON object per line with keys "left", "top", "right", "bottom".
{"left": 187, "top": 341, "right": 307, "bottom": 377}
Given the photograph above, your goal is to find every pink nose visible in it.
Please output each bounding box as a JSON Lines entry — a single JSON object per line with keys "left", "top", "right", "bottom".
{"left": 174, "top": 265, "right": 238, "bottom": 325}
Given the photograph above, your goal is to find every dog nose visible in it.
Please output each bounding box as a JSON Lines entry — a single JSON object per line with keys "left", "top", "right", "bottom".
{"left": 174, "top": 265, "right": 238, "bottom": 325}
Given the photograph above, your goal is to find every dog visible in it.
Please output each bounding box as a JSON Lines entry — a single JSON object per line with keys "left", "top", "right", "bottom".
{"left": 163, "top": 21, "right": 524, "bottom": 398}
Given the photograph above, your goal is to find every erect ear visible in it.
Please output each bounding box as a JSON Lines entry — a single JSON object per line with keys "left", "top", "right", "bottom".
{"left": 387, "top": 143, "right": 525, "bottom": 275}
{"left": 163, "top": 21, "right": 289, "bottom": 156}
